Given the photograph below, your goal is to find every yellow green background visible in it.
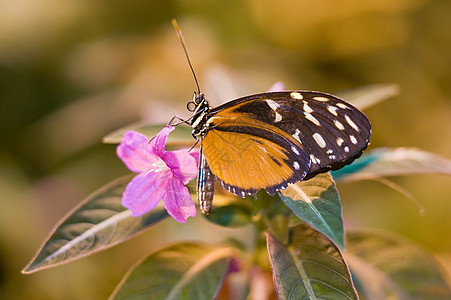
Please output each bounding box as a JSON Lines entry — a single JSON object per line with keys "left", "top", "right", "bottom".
{"left": 1, "top": 0, "right": 450, "bottom": 298}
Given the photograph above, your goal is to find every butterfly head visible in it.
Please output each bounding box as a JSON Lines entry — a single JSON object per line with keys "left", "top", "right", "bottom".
{"left": 188, "top": 92, "right": 211, "bottom": 139}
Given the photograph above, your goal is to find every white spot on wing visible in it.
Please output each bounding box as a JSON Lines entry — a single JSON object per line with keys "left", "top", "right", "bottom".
{"left": 293, "top": 161, "right": 300, "bottom": 170}
{"left": 345, "top": 115, "right": 360, "bottom": 132}
{"left": 303, "top": 103, "right": 313, "bottom": 113}
{"left": 327, "top": 149, "right": 333, "bottom": 154}
{"left": 334, "top": 120, "right": 345, "bottom": 130}
{"left": 312, "top": 133, "right": 326, "bottom": 148}
{"left": 344, "top": 146, "right": 350, "bottom": 152}
{"left": 291, "top": 146, "right": 300, "bottom": 155}
{"left": 336, "top": 138, "right": 344, "bottom": 146}
{"left": 337, "top": 103, "right": 349, "bottom": 109}
{"left": 290, "top": 92, "right": 303, "bottom": 100}
{"left": 310, "top": 154, "right": 321, "bottom": 164}
{"left": 313, "top": 96, "right": 329, "bottom": 102}
{"left": 350, "top": 135, "right": 358, "bottom": 144}
{"left": 305, "top": 113, "right": 321, "bottom": 126}
{"left": 329, "top": 155, "right": 336, "bottom": 159}
{"left": 266, "top": 99, "right": 280, "bottom": 110}
{"left": 266, "top": 99, "right": 282, "bottom": 122}
{"left": 292, "top": 129, "right": 302, "bottom": 144}
{"left": 328, "top": 105, "right": 338, "bottom": 116}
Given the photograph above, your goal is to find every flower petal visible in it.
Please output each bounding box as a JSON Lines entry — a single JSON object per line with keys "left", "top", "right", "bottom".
{"left": 165, "top": 149, "right": 198, "bottom": 184}
{"left": 164, "top": 177, "right": 196, "bottom": 223}
{"left": 116, "top": 131, "right": 160, "bottom": 173}
{"left": 151, "top": 126, "right": 174, "bottom": 158}
{"left": 189, "top": 148, "right": 200, "bottom": 164}
{"left": 122, "top": 171, "right": 170, "bottom": 217}
{"left": 267, "top": 81, "right": 285, "bottom": 92}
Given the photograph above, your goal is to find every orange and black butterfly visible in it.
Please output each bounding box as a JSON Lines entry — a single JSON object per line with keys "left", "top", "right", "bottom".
{"left": 189, "top": 90, "right": 371, "bottom": 214}
{"left": 172, "top": 21, "right": 371, "bottom": 214}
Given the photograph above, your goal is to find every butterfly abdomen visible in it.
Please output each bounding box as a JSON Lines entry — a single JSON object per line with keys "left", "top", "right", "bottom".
{"left": 197, "top": 147, "right": 215, "bottom": 214}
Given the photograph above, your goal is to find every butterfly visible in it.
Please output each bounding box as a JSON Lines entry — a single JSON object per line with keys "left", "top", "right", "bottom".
{"left": 188, "top": 90, "right": 371, "bottom": 214}
{"left": 171, "top": 20, "right": 371, "bottom": 214}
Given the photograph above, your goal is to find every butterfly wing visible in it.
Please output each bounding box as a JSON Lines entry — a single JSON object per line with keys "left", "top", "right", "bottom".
{"left": 286, "top": 91, "right": 371, "bottom": 178}
{"left": 201, "top": 113, "right": 311, "bottom": 197}
{"left": 202, "top": 90, "right": 371, "bottom": 197}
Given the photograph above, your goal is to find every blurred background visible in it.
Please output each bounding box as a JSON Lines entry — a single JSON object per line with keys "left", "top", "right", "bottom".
{"left": 1, "top": 0, "right": 450, "bottom": 298}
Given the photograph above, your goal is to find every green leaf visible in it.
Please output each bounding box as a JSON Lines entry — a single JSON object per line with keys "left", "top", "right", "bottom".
{"left": 111, "top": 242, "right": 235, "bottom": 300}
{"left": 335, "top": 84, "right": 400, "bottom": 110}
{"left": 259, "top": 190, "right": 292, "bottom": 244}
{"left": 22, "top": 175, "right": 169, "bottom": 274}
{"left": 264, "top": 213, "right": 290, "bottom": 246}
{"left": 266, "top": 223, "right": 358, "bottom": 300}
{"left": 279, "top": 173, "right": 345, "bottom": 249}
{"left": 345, "top": 230, "right": 451, "bottom": 299}
{"left": 201, "top": 192, "right": 253, "bottom": 227}
{"left": 204, "top": 202, "right": 253, "bottom": 228}
{"left": 333, "top": 147, "right": 451, "bottom": 181}
{"left": 103, "top": 123, "right": 193, "bottom": 145}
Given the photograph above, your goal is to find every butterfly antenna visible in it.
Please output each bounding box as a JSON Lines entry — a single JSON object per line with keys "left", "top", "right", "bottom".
{"left": 172, "top": 19, "right": 201, "bottom": 94}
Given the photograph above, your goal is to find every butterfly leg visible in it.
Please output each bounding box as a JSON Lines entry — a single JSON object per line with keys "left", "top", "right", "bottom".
{"left": 167, "top": 115, "right": 192, "bottom": 126}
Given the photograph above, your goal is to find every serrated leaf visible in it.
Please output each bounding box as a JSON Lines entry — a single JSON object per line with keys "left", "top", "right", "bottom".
{"left": 279, "top": 173, "right": 345, "bottom": 249}
{"left": 111, "top": 242, "right": 235, "bottom": 300}
{"left": 332, "top": 147, "right": 451, "bottom": 181}
{"left": 22, "top": 175, "right": 169, "bottom": 274}
{"left": 103, "top": 123, "right": 193, "bottom": 145}
{"left": 266, "top": 223, "right": 358, "bottom": 300}
{"left": 335, "top": 84, "right": 400, "bottom": 110}
{"left": 345, "top": 230, "right": 451, "bottom": 300}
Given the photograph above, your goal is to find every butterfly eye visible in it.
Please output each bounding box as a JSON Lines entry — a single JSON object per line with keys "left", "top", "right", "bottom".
{"left": 187, "top": 101, "right": 196, "bottom": 112}
{"left": 194, "top": 93, "right": 204, "bottom": 104}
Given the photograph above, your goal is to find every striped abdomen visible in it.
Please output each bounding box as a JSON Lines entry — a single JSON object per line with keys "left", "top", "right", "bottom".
{"left": 197, "top": 148, "right": 215, "bottom": 214}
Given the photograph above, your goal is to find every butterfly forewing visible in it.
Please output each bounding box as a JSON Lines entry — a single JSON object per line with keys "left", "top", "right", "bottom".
{"left": 203, "top": 91, "right": 371, "bottom": 196}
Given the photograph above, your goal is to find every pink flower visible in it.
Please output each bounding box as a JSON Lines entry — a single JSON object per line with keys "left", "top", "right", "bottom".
{"left": 267, "top": 81, "right": 285, "bottom": 92}
{"left": 116, "top": 126, "right": 198, "bottom": 223}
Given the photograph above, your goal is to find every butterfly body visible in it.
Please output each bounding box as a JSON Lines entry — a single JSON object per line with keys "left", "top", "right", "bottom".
{"left": 188, "top": 90, "right": 371, "bottom": 214}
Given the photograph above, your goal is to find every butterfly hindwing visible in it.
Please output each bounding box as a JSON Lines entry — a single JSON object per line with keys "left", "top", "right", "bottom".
{"left": 201, "top": 112, "right": 311, "bottom": 197}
